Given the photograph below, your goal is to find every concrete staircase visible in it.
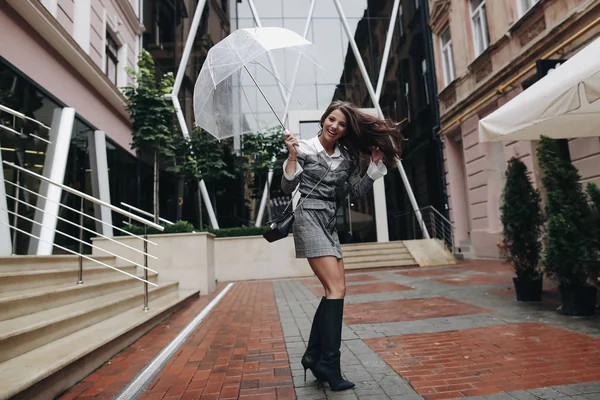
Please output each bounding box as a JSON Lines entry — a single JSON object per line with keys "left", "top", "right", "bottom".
{"left": 341, "top": 241, "right": 418, "bottom": 270}
{"left": 0, "top": 255, "right": 198, "bottom": 400}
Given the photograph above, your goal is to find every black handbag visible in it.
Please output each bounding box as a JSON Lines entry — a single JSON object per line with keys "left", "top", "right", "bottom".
{"left": 263, "top": 161, "right": 331, "bottom": 243}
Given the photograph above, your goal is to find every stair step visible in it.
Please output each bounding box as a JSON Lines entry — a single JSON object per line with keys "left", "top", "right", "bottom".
{"left": 345, "top": 259, "right": 418, "bottom": 269}
{"left": 341, "top": 242, "right": 408, "bottom": 252}
{"left": 0, "top": 255, "right": 117, "bottom": 272}
{"left": 0, "top": 289, "right": 198, "bottom": 400}
{"left": 0, "top": 281, "right": 177, "bottom": 363}
{"left": 0, "top": 265, "right": 137, "bottom": 293}
{"left": 342, "top": 247, "right": 411, "bottom": 257}
{"left": 0, "top": 273, "right": 158, "bottom": 322}
{"left": 344, "top": 253, "right": 415, "bottom": 264}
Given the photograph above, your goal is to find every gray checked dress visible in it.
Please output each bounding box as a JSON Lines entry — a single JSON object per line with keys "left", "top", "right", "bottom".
{"left": 281, "top": 135, "right": 387, "bottom": 259}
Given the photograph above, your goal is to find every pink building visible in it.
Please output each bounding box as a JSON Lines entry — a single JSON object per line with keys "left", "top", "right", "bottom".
{"left": 0, "top": 0, "right": 142, "bottom": 151}
{"left": 428, "top": 0, "right": 600, "bottom": 258}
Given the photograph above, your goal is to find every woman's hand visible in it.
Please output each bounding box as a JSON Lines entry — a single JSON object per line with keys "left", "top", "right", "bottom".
{"left": 284, "top": 131, "right": 299, "bottom": 159}
{"left": 371, "top": 146, "right": 383, "bottom": 164}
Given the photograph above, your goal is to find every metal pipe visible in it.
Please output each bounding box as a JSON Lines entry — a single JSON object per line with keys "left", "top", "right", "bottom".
{"left": 5, "top": 179, "right": 158, "bottom": 246}
{"left": 375, "top": 0, "right": 401, "bottom": 100}
{"left": 439, "top": 14, "right": 600, "bottom": 135}
{"left": 0, "top": 218, "right": 157, "bottom": 286}
{"left": 3, "top": 161, "right": 164, "bottom": 231}
{"left": 143, "top": 233, "right": 149, "bottom": 311}
{"left": 199, "top": 180, "right": 219, "bottom": 229}
{"left": 3, "top": 206, "right": 158, "bottom": 274}
{"left": 0, "top": 104, "right": 51, "bottom": 130}
{"left": 78, "top": 197, "right": 84, "bottom": 285}
{"left": 121, "top": 201, "right": 174, "bottom": 225}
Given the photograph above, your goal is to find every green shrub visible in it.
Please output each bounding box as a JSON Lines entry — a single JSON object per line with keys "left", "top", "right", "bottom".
{"left": 120, "top": 221, "right": 269, "bottom": 238}
{"left": 536, "top": 136, "right": 595, "bottom": 286}
{"left": 500, "top": 157, "right": 544, "bottom": 280}
{"left": 208, "top": 226, "right": 269, "bottom": 238}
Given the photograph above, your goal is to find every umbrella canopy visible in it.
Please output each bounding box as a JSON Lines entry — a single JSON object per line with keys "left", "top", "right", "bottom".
{"left": 193, "top": 27, "right": 320, "bottom": 140}
{"left": 479, "top": 36, "right": 600, "bottom": 142}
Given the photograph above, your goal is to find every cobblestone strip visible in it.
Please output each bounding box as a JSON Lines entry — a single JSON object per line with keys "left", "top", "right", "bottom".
{"left": 273, "top": 279, "right": 422, "bottom": 400}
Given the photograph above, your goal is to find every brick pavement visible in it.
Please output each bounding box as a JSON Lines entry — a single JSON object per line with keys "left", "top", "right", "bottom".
{"left": 61, "top": 260, "right": 600, "bottom": 400}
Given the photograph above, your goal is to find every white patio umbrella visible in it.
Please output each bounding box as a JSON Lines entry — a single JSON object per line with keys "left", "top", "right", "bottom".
{"left": 479, "top": 36, "right": 600, "bottom": 142}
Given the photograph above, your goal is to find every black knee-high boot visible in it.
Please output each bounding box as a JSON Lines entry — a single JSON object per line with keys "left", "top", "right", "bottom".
{"left": 301, "top": 296, "right": 325, "bottom": 380}
{"left": 314, "top": 299, "right": 355, "bottom": 391}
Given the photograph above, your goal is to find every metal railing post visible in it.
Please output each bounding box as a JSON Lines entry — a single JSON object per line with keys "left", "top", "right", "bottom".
{"left": 11, "top": 169, "right": 20, "bottom": 254}
{"left": 143, "top": 233, "right": 149, "bottom": 311}
{"left": 77, "top": 197, "right": 84, "bottom": 285}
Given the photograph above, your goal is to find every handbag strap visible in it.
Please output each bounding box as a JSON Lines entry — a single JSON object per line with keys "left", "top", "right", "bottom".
{"left": 282, "top": 160, "right": 332, "bottom": 213}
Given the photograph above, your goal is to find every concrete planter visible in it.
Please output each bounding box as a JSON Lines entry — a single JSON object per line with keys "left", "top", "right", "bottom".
{"left": 214, "top": 235, "right": 311, "bottom": 282}
{"left": 92, "top": 233, "right": 312, "bottom": 293}
{"left": 92, "top": 232, "right": 216, "bottom": 295}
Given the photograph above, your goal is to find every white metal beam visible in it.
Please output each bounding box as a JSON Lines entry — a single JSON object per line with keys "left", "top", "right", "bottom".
{"left": 0, "top": 145, "right": 12, "bottom": 256}
{"left": 170, "top": 0, "right": 219, "bottom": 229}
{"left": 376, "top": 0, "right": 401, "bottom": 100}
{"left": 28, "top": 107, "right": 75, "bottom": 255}
{"left": 333, "top": 0, "right": 429, "bottom": 241}
{"left": 255, "top": 0, "right": 317, "bottom": 227}
{"left": 89, "top": 130, "right": 114, "bottom": 236}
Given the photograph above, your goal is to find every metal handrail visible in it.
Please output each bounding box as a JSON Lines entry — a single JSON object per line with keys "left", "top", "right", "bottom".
{"left": 0, "top": 104, "right": 51, "bottom": 131}
{"left": 392, "top": 205, "right": 456, "bottom": 253}
{"left": 3, "top": 207, "right": 158, "bottom": 274}
{"left": 0, "top": 220, "right": 157, "bottom": 286}
{"left": 3, "top": 161, "right": 162, "bottom": 309}
{"left": 120, "top": 202, "right": 174, "bottom": 225}
{"left": 4, "top": 161, "right": 164, "bottom": 231}
{"left": 4, "top": 190, "right": 158, "bottom": 261}
{"left": 5, "top": 180, "right": 158, "bottom": 246}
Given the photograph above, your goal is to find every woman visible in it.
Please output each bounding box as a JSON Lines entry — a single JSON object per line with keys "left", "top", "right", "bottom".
{"left": 281, "top": 101, "right": 403, "bottom": 391}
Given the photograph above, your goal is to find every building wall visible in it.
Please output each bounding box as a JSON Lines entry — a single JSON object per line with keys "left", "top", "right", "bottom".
{"left": 428, "top": 0, "right": 600, "bottom": 258}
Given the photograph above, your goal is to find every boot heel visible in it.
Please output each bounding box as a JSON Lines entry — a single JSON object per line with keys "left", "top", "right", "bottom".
{"left": 304, "top": 367, "right": 307, "bottom": 382}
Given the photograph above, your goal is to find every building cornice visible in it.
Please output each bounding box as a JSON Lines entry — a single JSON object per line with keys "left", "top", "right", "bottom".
{"left": 438, "top": 0, "right": 600, "bottom": 132}
{"left": 6, "top": 0, "right": 130, "bottom": 121}
{"left": 429, "top": 0, "right": 450, "bottom": 35}
{"left": 114, "top": 0, "right": 145, "bottom": 35}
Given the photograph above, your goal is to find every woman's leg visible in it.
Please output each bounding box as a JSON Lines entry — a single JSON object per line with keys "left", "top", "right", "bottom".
{"left": 307, "top": 256, "right": 346, "bottom": 299}
{"left": 308, "top": 256, "right": 354, "bottom": 391}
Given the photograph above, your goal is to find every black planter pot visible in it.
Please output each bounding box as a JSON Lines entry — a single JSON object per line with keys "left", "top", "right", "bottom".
{"left": 513, "top": 276, "right": 543, "bottom": 302}
{"left": 559, "top": 284, "right": 597, "bottom": 316}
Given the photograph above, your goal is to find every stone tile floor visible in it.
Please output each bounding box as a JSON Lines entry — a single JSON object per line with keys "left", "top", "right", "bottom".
{"left": 61, "top": 260, "right": 600, "bottom": 399}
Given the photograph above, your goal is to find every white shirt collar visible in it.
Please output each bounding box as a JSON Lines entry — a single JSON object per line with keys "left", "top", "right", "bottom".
{"left": 311, "top": 135, "right": 342, "bottom": 159}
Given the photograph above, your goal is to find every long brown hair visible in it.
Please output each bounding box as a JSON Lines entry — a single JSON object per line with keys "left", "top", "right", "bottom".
{"left": 320, "top": 101, "right": 404, "bottom": 168}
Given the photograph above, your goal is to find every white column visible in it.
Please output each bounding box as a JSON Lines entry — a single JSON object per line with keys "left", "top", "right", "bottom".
{"left": 73, "top": 0, "right": 91, "bottom": 53}
{"left": 40, "top": 0, "right": 58, "bottom": 17}
{"left": 89, "top": 131, "right": 114, "bottom": 236}
{"left": 0, "top": 149, "right": 12, "bottom": 256}
{"left": 28, "top": 108, "right": 75, "bottom": 255}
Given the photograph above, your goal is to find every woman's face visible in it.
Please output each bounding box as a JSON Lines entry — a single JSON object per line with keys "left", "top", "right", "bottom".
{"left": 321, "top": 109, "right": 347, "bottom": 145}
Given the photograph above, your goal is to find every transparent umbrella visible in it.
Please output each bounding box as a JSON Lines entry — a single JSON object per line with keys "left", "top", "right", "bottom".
{"left": 193, "top": 27, "right": 321, "bottom": 140}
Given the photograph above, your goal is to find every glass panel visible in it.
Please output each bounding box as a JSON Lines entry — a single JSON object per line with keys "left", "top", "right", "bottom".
{"left": 298, "top": 121, "right": 320, "bottom": 140}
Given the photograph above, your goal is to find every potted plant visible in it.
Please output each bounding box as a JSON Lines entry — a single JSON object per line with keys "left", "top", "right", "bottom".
{"left": 586, "top": 183, "right": 600, "bottom": 308}
{"left": 536, "top": 136, "right": 597, "bottom": 316}
{"left": 500, "top": 157, "right": 544, "bottom": 301}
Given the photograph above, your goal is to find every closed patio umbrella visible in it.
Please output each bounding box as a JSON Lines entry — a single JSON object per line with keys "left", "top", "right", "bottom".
{"left": 479, "top": 36, "right": 600, "bottom": 142}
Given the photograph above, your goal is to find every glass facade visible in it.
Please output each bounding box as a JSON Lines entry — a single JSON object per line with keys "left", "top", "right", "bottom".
{"left": 231, "top": 0, "right": 447, "bottom": 242}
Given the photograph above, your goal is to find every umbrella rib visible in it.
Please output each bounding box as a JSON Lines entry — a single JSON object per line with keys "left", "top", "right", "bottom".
{"left": 240, "top": 77, "right": 264, "bottom": 133}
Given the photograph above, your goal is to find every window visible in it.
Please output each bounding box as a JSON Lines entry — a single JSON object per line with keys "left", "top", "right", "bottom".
{"left": 440, "top": 27, "right": 455, "bottom": 87}
{"left": 470, "top": 0, "right": 489, "bottom": 57}
{"left": 398, "top": 5, "right": 404, "bottom": 37}
{"left": 422, "top": 59, "right": 430, "bottom": 105}
{"left": 105, "top": 32, "right": 118, "bottom": 85}
{"left": 518, "top": 0, "right": 538, "bottom": 17}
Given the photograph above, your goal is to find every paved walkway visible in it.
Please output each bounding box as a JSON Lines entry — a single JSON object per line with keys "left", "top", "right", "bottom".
{"left": 61, "top": 261, "right": 600, "bottom": 400}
